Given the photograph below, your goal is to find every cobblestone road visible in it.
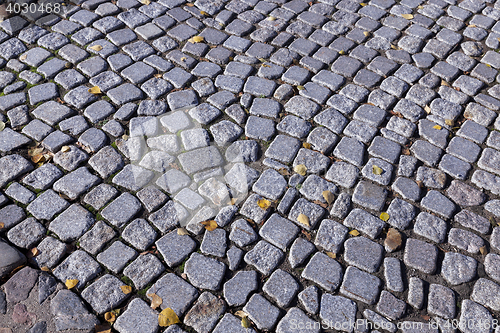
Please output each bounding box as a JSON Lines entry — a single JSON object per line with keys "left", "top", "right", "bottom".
{"left": 0, "top": 0, "right": 500, "bottom": 331}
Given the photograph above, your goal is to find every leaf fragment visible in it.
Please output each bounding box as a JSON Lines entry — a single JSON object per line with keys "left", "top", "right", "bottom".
{"left": 297, "top": 213, "right": 310, "bottom": 227}
{"left": 322, "top": 190, "right": 334, "bottom": 205}
{"left": 0, "top": 222, "right": 4, "bottom": 229}
{"left": 31, "top": 247, "right": 40, "bottom": 257}
{"left": 363, "top": 31, "right": 370, "bottom": 37}
{"left": 349, "top": 229, "right": 360, "bottom": 236}
{"left": 200, "top": 220, "right": 218, "bottom": 231}
{"left": 104, "top": 312, "right": 116, "bottom": 323}
{"left": 148, "top": 293, "right": 163, "bottom": 310}
{"left": 32, "top": 154, "right": 45, "bottom": 164}
{"left": 278, "top": 168, "right": 290, "bottom": 176}
{"left": 360, "top": 2, "right": 367, "bottom": 5}
{"left": 302, "top": 142, "right": 311, "bottom": 149}
{"left": 140, "top": 0, "right": 150, "bottom": 4}
{"left": 88, "top": 86, "right": 101, "bottom": 94}
{"left": 441, "top": 80, "right": 450, "bottom": 86}
{"left": 188, "top": 35, "right": 204, "bottom": 43}
{"left": 294, "top": 164, "right": 307, "bottom": 176}
{"left": 180, "top": 57, "right": 187, "bottom": 62}
{"left": 0, "top": 121, "right": 5, "bottom": 132}
{"left": 61, "top": 146, "right": 70, "bottom": 153}
{"left": 65, "top": 279, "right": 79, "bottom": 289}
{"left": 297, "top": 85, "right": 305, "bottom": 90}
{"left": 241, "top": 316, "right": 251, "bottom": 328}
{"left": 267, "top": 16, "right": 276, "bottom": 21}
{"left": 234, "top": 310, "right": 248, "bottom": 318}
{"left": 120, "top": 285, "right": 132, "bottom": 294}
{"left": 339, "top": 50, "right": 346, "bottom": 55}
{"left": 200, "top": 10, "right": 208, "bottom": 15}
{"left": 177, "top": 227, "right": 189, "bottom": 235}
{"left": 379, "top": 212, "right": 390, "bottom": 221}
{"left": 479, "top": 246, "right": 487, "bottom": 255}
{"left": 19, "top": 54, "right": 27, "bottom": 61}
{"left": 40, "top": 266, "right": 50, "bottom": 272}
{"left": 385, "top": 228, "right": 402, "bottom": 251}
{"left": 89, "top": 45, "right": 103, "bottom": 51}
{"left": 432, "top": 125, "right": 442, "bottom": 130}
{"left": 445, "top": 119, "right": 454, "bottom": 126}
{"left": 372, "top": 165, "right": 383, "bottom": 175}
{"left": 257, "top": 198, "right": 271, "bottom": 210}
{"left": 424, "top": 105, "right": 431, "bottom": 114}
{"left": 158, "top": 308, "right": 180, "bottom": 327}
{"left": 401, "top": 14, "right": 413, "bottom": 19}
{"left": 326, "top": 251, "right": 336, "bottom": 259}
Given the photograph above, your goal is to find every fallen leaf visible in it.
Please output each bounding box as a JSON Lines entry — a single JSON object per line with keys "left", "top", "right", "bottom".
{"left": 40, "top": 266, "right": 50, "bottom": 272}
{"left": 61, "top": 146, "right": 70, "bottom": 153}
{"left": 122, "top": 134, "right": 129, "bottom": 141}
{"left": 88, "top": 86, "right": 101, "bottom": 94}
{"left": 104, "top": 312, "right": 116, "bottom": 323}
{"left": 401, "top": 14, "right": 413, "bottom": 19}
{"left": 402, "top": 148, "right": 410, "bottom": 155}
{"left": 322, "top": 190, "right": 334, "bottom": 205}
{"left": 326, "top": 251, "right": 336, "bottom": 259}
{"left": 480, "top": 246, "right": 487, "bottom": 255}
{"left": 0, "top": 222, "right": 4, "bottom": 230}
{"left": 441, "top": 80, "right": 450, "bottom": 87}
{"left": 65, "top": 279, "right": 79, "bottom": 289}
{"left": 32, "top": 154, "right": 45, "bottom": 164}
{"left": 385, "top": 228, "right": 402, "bottom": 251}
{"left": 433, "top": 125, "right": 442, "bottom": 130}
{"left": 95, "top": 324, "right": 112, "bottom": 333}
{"left": 390, "top": 44, "right": 398, "bottom": 50}
{"left": 468, "top": 24, "right": 476, "bottom": 27}
{"left": 241, "top": 316, "right": 251, "bottom": 328}
{"left": 30, "top": 248, "right": 39, "bottom": 257}
{"left": 258, "top": 58, "right": 266, "bottom": 63}
{"left": 180, "top": 57, "right": 187, "bottom": 62}
{"left": 278, "top": 168, "right": 290, "bottom": 176}
{"left": 120, "top": 285, "right": 132, "bottom": 294}
{"left": 158, "top": 308, "right": 180, "bottom": 327}
{"left": 230, "top": 198, "right": 238, "bottom": 205}
{"left": 497, "top": 37, "right": 500, "bottom": 43}
{"left": 200, "top": 220, "right": 218, "bottom": 231}
{"left": 445, "top": 119, "right": 454, "bottom": 126}
{"left": 372, "top": 165, "right": 383, "bottom": 175}
{"left": 257, "top": 198, "right": 271, "bottom": 210}
{"left": 186, "top": 2, "right": 194, "bottom": 5}
{"left": 177, "top": 228, "right": 189, "bottom": 235}
{"left": 417, "top": 5, "right": 423, "bottom": 8}
{"left": 363, "top": 31, "right": 370, "bottom": 37}
{"left": 349, "top": 229, "right": 360, "bottom": 236}
{"left": 267, "top": 16, "right": 276, "bottom": 21}
{"left": 200, "top": 10, "right": 208, "bottom": 15}
{"left": 19, "top": 54, "right": 27, "bottom": 61}
{"left": 302, "top": 230, "right": 312, "bottom": 240}
{"left": 234, "top": 310, "right": 248, "bottom": 318}
{"left": 360, "top": 2, "right": 367, "bottom": 5}
{"left": 154, "top": 73, "right": 163, "bottom": 78}
{"left": 297, "top": 213, "right": 310, "bottom": 227}
{"left": 339, "top": 50, "right": 346, "bottom": 55}
{"left": 379, "top": 212, "right": 390, "bottom": 221}
{"left": 424, "top": 105, "right": 431, "bottom": 113}
{"left": 486, "top": 64, "right": 492, "bottom": 68}
{"left": 294, "top": 164, "right": 307, "bottom": 176}
{"left": 297, "top": 85, "right": 305, "bottom": 90}
{"left": 0, "top": 121, "right": 5, "bottom": 132}
{"left": 89, "top": 45, "right": 103, "bottom": 51}
{"left": 416, "top": 180, "right": 424, "bottom": 188}
{"left": 148, "top": 293, "right": 163, "bottom": 310}
{"left": 140, "top": 0, "right": 150, "bottom": 4}
{"left": 303, "top": 142, "right": 311, "bottom": 149}
{"left": 261, "top": 64, "right": 271, "bottom": 67}
{"left": 188, "top": 35, "right": 204, "bottom": 43}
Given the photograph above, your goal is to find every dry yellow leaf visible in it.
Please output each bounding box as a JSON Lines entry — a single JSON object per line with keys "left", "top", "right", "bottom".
{"left": 200, "top": 220, "right": 218, "bottom": 231}
{"left": 303, "top": 142, "right": 311, "bottom": 149}
{"left": 322, "top": 190, "right": 334, "bottom": 205}
{"left": 230, "top": 198, "right": 238, "bottom": 205}
{"left": 188, "top": 36, "right": 204, "bottom": 43}
{"left": 417, "top": 5, "right": 423, "bottom": 8}
{"left": 363, "top": 31, "right": 370, "bottom": 37}
{"left": 257, "top": 198, "right": 271, "bottom": 210}
{"left": 88, "top": 86, "right": 101, "bottom": 94}
{"left": 177, "top": 228, "right": 189, "bottom": 235}
{"left": 120, "top": 285, "right": 132, "bottom": 294}
{"left": 180, "top": 57, "right": 187, "bottom": 62}
{"left": 158, "top": 308, "right": 180, "bottom": 327}
{"left": 339, "top": 50, "right": 346, "bottom": 55}
{"left": 29, "top": 147, "right": 43, "bottom": 157}
{"left": 441, "top": 80, "right": 450, "bottom": 87}
{"left": 0, "top": 222, "right": 4, "bottom": 229}
{"left": 380, "top": 212, "right": 390, "bottom": 222}
{"left": 140, "top": 0, "right": 151, "bottom": 4}
{"left": 360, "top": 2, "right": 367, "bottom": 6}
{"left": 267, "top": 16, "right": 276, "bottom": 21}
{"left": 32, "top": 154, "right": 45, "bottom": 164}
{"left": 390, "top": 44, "right": 398, "bottom": 50}
{"left": 480, "top": 246, "right": 487, "bottom": 255}
{"left": 498, "top": 37, "right": 500, "bottom": 43}
{"left": 258, "top": 58, "right": 266, "bottom": 63}
{"left": 261, "top": 64, "right": 271, "bottom": 67}
{"left": 401, "top": 14, "right": 413, "bottom": 19}
{"left": 294, "top": 164, "right": 307, "bottom": 176}
{"left": 122, "top": 134, "right": 129, "bottom": 141}
{"left": 424, "top": 105, "right": 431, "bottom": 113}
{"left": 148, "top": 293, "right": 163, "bottom": 310}
{"left": 89, "top": 45, "right": 103, "bottom": 51}
{"left": 19, "top": 54, "right": 27, "bottom": 61}
{"left": 61, "top": 146, "right": 70, "bottom": 152}
{"left": 0, "top": 121, "right": 5, "bottom": 132}
{"left": 200, "top": 10, "right": 208, "bottom": 15}
{"left": 326, "top": 251, "right": 336, "bottom": 259}
{"left": 104, "top": 312, "right": 116, "bottom": 323}
{"left": 349, "top": 229, "right": 360, "bottom": 236}
{"left": 235, "top": 310, "right": 248, "bottom": 318}
{"left": 65, "top": 279, "right": 79, "bottom": 289}
{"left": 31, "top": 248, "right": 39, "bottom": 257}
{"left": 278, "top": 168, "right": 290, "bottom": 176}
{"left": 297, "top": 85, "right": 305, "bottom": 90}
{"left": 242, "top": 316, "right": 251, "bottom": 328}
{"left": 432, "top": 125, "right": 442, "bottom": 130}
{"left": 486, "top": 64, "right": 492, "bottom": 68}
{"left": 468, "top": 24, "right": 476, "bottom": 27}
{"left": 445, "top": 119, "right": 454, "bottom": 126}
{"left": 40, "top": 266, "right": 50, "bottom": 272}
{"left": 372, "top": 165, "right": 383, "bottom": 175}
{"left": 186, "top": 2, "right": 194, "bottom": 5}
{"left": 297, "top": 213, "right": 310, "bottom": 227}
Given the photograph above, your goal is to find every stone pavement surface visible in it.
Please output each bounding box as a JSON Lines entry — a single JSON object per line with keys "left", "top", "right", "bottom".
{"left": 0, "top": 0, "right": 500, "bottom": 331}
